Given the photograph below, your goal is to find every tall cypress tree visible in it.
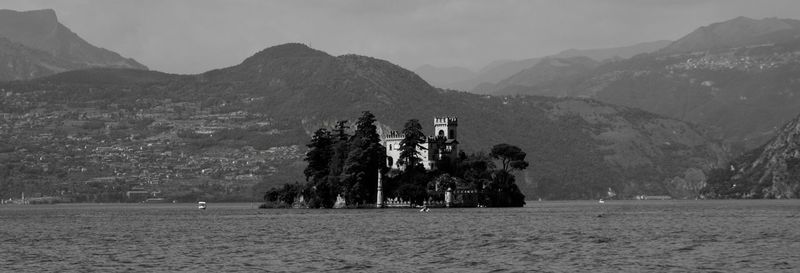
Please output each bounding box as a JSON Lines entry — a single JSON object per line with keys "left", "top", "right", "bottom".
{"left": 328, "top": 120, "right": 350, "bottom": 177}
{"left": 399, "top": 119, "right": 426, "bottom": 170}
{"left": 343, "top": 111, "right": 386, "bottom": 204}
{"left": 303, "top": 128, "right": 333, "bottom": 182}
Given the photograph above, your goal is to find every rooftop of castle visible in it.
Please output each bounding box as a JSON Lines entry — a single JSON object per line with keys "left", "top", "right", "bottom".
{"left": 434, "top": 117, "right": 458, "bottom": 124}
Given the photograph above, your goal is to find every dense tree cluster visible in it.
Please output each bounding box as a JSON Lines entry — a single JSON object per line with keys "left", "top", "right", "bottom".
{"left": 263, "top": 112, "right": 529, "bottom": 208}
{"left": 264, "top": 111, "right": 387, "bottom": 208}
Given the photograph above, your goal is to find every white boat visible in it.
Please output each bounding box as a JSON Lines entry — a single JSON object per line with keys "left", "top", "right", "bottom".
{"left": 198, "top": 201, "right": 207, "bottom": 210}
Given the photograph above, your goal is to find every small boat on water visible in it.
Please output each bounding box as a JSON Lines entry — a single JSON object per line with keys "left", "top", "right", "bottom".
{"left": 198, "top": 201, "right": 207, "bottom": 210}
{"left": 419, "top": 205, "right": 430, "bottom": 212}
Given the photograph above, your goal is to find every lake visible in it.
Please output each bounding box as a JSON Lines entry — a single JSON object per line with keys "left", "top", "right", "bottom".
{"left": 1, "top": 200, "right": 799, "bottom": 272}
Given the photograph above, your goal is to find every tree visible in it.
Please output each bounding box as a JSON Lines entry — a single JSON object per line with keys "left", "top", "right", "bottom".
{"left": 353, "top": 111, "right": 381, "bottom": 144}
{"left": 263, "top": 182, "right": 302, "bottom": 206}
{"left": 303, "top": 128, "right": 333, "bottom": 181}
{"left": 700, "top": 167, "right": 735, "bottom": 198}
{"left": 488, "top": 144, "right": 529, "bottom": 207}
{"left": 458, "top": 152, "right": 495, "bottom": 192}
{"left": 490, "top": 143, "right": 530, "bottom": 174}
{"left": 328, "top": 120, "right": 351, "bottom": 177}
{"left": 399, "top": 119, "right": 426, "bottom": 170}
{"left": 429, "top": 173, "right": 458, "bottom": 191}
{"left": 342, "top": 111, "right": 386, "bottom": 205}
{"left": 306, "top": 176, "right": 341, "bottom": 208}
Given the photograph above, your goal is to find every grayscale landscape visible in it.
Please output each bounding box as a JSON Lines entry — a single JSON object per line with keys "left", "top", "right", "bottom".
{"left": 2, "top": 1, "right": 800, "bottom": 272}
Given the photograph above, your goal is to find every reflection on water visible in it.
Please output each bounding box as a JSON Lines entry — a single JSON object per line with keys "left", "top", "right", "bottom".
{"left": 1, "top": 200, "right": 799, "bottom": 272}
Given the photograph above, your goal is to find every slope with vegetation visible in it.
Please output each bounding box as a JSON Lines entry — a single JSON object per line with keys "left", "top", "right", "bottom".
{"left": 484, "top": 17, "right": 800, "bottom": 152}
{"left": 0, "top": 43, "right": 727, "bottom": 202}
{"left": 702, "top": 112, "right": 800, "bottom": 198}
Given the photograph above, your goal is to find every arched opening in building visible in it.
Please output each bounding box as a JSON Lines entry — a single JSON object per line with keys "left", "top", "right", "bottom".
{"left": 387, "top": 156, "right": 394, "bottom": 167}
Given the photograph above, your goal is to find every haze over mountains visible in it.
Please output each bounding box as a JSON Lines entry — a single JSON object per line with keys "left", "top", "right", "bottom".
{"left": 414, "top": 40, "right": 672, "bottom": 92}
{"left": 480, "top": 16, "right": 800, "bottom": 151}
{"left": 659, "top": 16, "right": 800, "bottom": 54}
{"left": 0, "top": 9, "right": 146, "bottom": 81}
{"left": 2, "top": 10, "right": 800, "bottom": 201}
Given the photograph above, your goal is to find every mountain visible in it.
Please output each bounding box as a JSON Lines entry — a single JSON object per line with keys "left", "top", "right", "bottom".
{"left": 552, "top": 40, "right": 672, "bottom": 61}
{"left": 418, "top": 40, "right": 669, "bottom": 93}
{"left": 0, "top": 9, "right": 146, "bottom": 81}
{"left": 487, "top": 56, "right": 600, "bottom": 96}
{"left": 713, "top": 113, "right": 800, "bottom": 198}
{"left": 412, "top": 65, "right": 476, "bottom": 89}
{"left": 483, "top": 17, "right": 800, "bottom": 151}
{"left": 660, "top": 16, "right": 800, "bottom": 54}
{"left": 0, "top": 43, "right": 727, "bottom": 201}
{"left": 0, "top": 36, "right": 80, "bottom": 80}
{"left": 414, "top": 58, "right": 542, "bottom": 92}
{"left": 461, "top": 58, "right": 542, "bottom": 93}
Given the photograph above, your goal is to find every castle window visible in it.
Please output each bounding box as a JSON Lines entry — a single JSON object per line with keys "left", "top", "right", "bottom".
{"left": 449, "top": 129, "right": 455, "bottom": 139}
{"left": 389, "top": 144, "right": 392, "bottom": 150}
{"left": 387, "top": 157, "right": 394, "bottom": 167}
{"left": 438, "top": 130, "right": 445, "bottom": 136}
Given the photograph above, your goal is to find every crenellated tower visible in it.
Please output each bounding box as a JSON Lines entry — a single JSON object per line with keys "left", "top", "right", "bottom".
{"left": 433, "top": 117, "right": 458, "bottom": 140}
{"left": 378, "top": 116, "right": 460, "bottom": 207}
{"left": 381, "top": 116, "right": 459, "bottom": 171}
{"left": 430, "top": 117, "right": 459, "bottom": 165}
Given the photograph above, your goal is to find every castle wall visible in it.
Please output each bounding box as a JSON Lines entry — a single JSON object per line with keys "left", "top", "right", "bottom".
{"left": 382, "top": 117, "right": 457, "bottom": 170}
{"left": 383, "top": 137, "right": 433, "bottom": 170}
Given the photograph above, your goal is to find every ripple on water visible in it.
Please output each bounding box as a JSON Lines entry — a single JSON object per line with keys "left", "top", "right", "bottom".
{"left": 1, "top": 200, "right": 799, "bottom": 272}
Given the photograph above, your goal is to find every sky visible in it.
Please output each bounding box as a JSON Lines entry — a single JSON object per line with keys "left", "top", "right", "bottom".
{"left": 4, "top": 0, "right": 800, "bottom": 74}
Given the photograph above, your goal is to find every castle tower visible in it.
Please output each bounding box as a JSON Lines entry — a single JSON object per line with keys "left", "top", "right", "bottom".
{"left": 382, "top": 117, "right": 459, "bottom": 171}
{"left": 433, "top": 117, "right": 458, "bottom": 140}
{"left": 432, "top": 117, "right": 459, "bottom": 163}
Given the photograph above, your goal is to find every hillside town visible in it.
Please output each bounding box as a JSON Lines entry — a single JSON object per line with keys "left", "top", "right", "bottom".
{"left": 666, "top": 44, "right": 800, "bottom": 72}
{"left": 0, "top": 91, "right": 304, "bottom": 203}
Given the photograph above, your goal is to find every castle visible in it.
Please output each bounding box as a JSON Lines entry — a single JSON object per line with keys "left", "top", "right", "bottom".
{"left": 382, "top": 117, "right": 459, "bottom": 170}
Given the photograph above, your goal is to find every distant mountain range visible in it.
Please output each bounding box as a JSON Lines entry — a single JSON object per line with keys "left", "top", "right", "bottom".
{"left": 481, "top": 16, "right": 800, "bottom": 152}
{"left": 659, "top": 16, "right": 800, "bottom": 54}
{"left": 5, "top": 12, "right": 800, "bottom": 200}
{"left": 487, "top": 56, "right": 600, "bottom": 96}
{"left": 554, "top": 40, "right": 673, "bottom": 60}
{"left": 0, "top": 43, "right": 727, "bottom": 200}
{"left": 0, "top": 9, "right": 146, "bottom": 81}
{"left": 414, "top": 40, "right": 671, "bottom": 92}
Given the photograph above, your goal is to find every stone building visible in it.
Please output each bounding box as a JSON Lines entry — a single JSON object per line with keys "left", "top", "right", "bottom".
{"left": 382, "top": 117, "right": 459, "bottom": 170}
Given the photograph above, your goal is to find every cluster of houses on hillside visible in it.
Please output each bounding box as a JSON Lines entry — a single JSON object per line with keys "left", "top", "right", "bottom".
{"left": 0, "top": 93, "right": 304, "bottom": 201}
{"left": 667, "top": 49, "right": 800, "bottom": 72}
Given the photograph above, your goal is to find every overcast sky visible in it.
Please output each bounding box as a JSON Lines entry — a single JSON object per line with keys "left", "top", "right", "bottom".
{"left": 5, "top": 0, "right": 800, "bottom": 74}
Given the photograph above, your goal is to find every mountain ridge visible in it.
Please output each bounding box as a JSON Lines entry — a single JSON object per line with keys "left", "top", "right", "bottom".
{"left": 660, "top": 16, "right": 800, "bottom": 54}
{"left": 414, "top": 40, "right": 670, "bottom": 93}
{"left": 0, "top": 43, "right": 728, "bottom": 200}
{"left": 709, "top": 112, "right": 800, "bottom": 198}
{"left": 480, "top": 16, "right": 800, "bottom": 152}
{"left": 0, "top": 9, "right": 147, "bottom": 81}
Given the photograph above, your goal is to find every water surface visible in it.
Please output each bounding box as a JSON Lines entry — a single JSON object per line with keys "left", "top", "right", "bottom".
{"left": 2, "top": 200, "right": 798, "bottom": 272}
